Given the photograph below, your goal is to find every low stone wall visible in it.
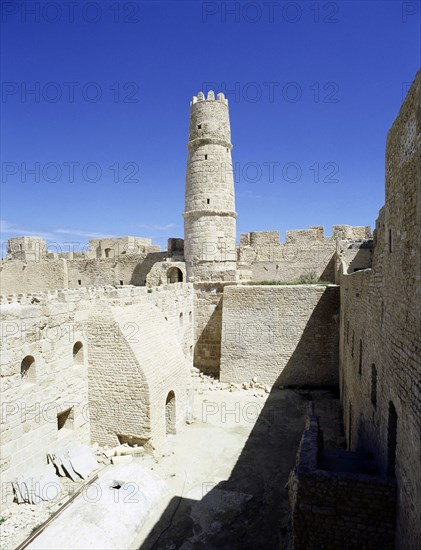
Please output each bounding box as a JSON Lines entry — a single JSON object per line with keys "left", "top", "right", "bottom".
{"left": 289, "top": 416, "right": 396, "bottom": 549}
{"left": 220, "top": 285, "right": 340, "bottom": 386}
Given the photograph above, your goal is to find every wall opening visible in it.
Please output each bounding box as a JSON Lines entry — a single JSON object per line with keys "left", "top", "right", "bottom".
{"left": 371, "top": 364, "right": 377, "bottom": 408}
{"left": 73, "top": 341, "right": 84, "bottom": 366}
{"left": 105, "top": 248, "right": 112, "bottom": 258}
{"left": 189, "top": 311, "right": 192, "bottom": 323}
{"left": 388, "top": 229, "right": 393, "bottom": 253}
{"left": 120, "top": 280, "right": 124, "bottom": 285}
{"left": 167, "top": 267, "right": 183, "bottom": 284}
{"left": 57, "top": 407, "right": 74, "bottom": 431}
{"left": 179, "top": 312, "right": 183, "bottom": 326}
{"left": 197, "top": 124, "right": 201, "bottom": 129}
{"left": 348, "top": 402, "right": 353, "bottom": 450}
{"left": 21, "top": 355, "right": 35, "bottom": 384}
{"left": 207, "top": 198, "right": 210, "bottom": 204}
{"left": 387, "top": 401, "right": 398, "bottom": 476}
{"left": 358, "top": 339, "right": 363, "bottom": 375}
{"left": 78, "top": 280, "right": 82, "bottom": 286}
{"left": 165, "top": 391, "right": 176, "bottom": 435}
{"left": 205, "top": 154, "right": 208, "bottom": 160}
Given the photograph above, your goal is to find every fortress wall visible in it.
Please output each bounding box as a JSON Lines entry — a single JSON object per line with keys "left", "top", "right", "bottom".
{"left": 238, "top": 226, "right": 372, "bottom": 283}
{"left": 0, "top": 259, "right": 69, "bottom": 293}
{"left": 0, "top": 283, "right": 194, "bottom": 503}
{"left": 0, "top": 299, "right": 90, "bottom": 504}
{"left": 0, "top": 253, "right": 168, "bottom": 294}
{"left": 220, "top": 285, "right": 340, "bottom": 386}
{"left": 339, "top": 71, "right": 421, "bottom": 548}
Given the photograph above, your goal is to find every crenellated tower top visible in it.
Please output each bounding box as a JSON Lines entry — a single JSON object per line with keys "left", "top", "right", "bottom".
{"left": 190, "top": 90, "right": 228, "bottom": 106}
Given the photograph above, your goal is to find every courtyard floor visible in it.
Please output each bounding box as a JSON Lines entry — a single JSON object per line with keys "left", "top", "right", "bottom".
{"left": 15, "top": 377, "right": 342, "bottom": 550}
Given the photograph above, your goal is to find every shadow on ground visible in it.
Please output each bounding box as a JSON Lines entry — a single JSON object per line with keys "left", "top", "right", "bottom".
{"left": 140, "top": 387, "right": 341, "bottom": 550}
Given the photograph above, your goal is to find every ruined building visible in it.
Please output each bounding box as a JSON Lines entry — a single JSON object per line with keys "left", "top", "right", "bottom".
{"left": 0, "top": 70, "right": 420, "bottom": 549}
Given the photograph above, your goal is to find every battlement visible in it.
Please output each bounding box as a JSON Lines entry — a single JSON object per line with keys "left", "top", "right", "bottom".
{"left": 191, "top": 90, "right": 228, "bottom": 106}
{"left": 0, "top": 282, "right": 193, "bottom": 306}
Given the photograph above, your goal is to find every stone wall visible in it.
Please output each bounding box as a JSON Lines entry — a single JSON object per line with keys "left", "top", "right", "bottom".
{"left": 0, "top": 258, "right": 69, "bottom": 293}
{"left": 238, "top": 225, "right": 372, "bottom": 283}
{"left": 339, "top": 70, "right": 421, "bottom": 548}
{"left": 289, "top": 416, "right": 397, "bottom": 549}
{"left": 220, "top": 285, "right": 340, "bottom": 386}
{"left": 0, "top": 253, "right": 170, "bottom": 294}
{"left": 0, "top": 283, "right": 194, "bottom": 504}
{"left": 192, "top": 283, "right": 227, "bottom": 376}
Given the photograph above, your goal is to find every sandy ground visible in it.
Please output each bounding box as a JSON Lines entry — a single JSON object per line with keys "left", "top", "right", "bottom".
{"left": 6, "top": 377, "right": 342, "bottom": 550}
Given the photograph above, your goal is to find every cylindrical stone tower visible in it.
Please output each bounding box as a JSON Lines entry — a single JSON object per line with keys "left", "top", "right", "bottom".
{"left": 183, "top": 90, "right": 237, "bottom": 282}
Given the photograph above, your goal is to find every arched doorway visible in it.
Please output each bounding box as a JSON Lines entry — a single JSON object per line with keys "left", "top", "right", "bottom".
{"left": 167, "top": 267, "right": 183, "bottom": 283}
{"left": 165, "top": 391, "right": 176, "bottom": 435}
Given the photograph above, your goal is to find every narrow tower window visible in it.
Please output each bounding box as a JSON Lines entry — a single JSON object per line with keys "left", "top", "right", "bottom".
{"left": 207, "top": 198, "right": 210, "bottom": 204}
{"left": 205, "top": 154, "right": 208, "bottom": 160}
{"left": 197, "top": 124, "right": 201, "bottom": 129}
{"left": 371, "top": 364, "right": 377, "bottom": 408}
{"left": 388, "top": 229, "right": 393, "bottom": 253}
{"left": 387, "top": 402, "right": 398, "bottom": 476}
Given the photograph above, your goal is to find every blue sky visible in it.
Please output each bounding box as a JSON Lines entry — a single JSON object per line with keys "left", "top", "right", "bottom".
{"left": 1, "top": 0, "right": 420, "bottom": 254}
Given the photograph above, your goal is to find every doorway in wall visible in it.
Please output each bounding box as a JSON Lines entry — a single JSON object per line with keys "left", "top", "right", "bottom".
{"left": 165, "top": 391, "right": 176, "bottom": 435}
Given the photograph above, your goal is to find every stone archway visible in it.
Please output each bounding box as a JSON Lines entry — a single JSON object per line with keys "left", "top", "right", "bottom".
{"left": 167, "top": 267, "right": 183, "bottom": 283}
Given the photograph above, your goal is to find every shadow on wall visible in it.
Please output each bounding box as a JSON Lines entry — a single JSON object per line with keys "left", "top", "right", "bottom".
{"left": 194, "top": 298, "right": 223, "bottom": 377}
{"left": 130, "top": 253, "right": 164, "bottom": 285}
{"left": 275, "top": 289, "right": 340, "bottom": 388}
{"left": 320, "top": 254, "right": 336, "bottom": 282}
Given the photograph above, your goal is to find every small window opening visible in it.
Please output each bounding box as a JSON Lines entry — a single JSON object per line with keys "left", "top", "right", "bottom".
{"left": 389, "top": 229, "right": 392, "bottom": 253}
{"left": 205, "top": 154, "right": 208, "bottom": 160}
{"left": 348, "top": 402, "right": 353, "bottom": 449}
{"left": 21, "top": 355, "right": 35, "bottom": 384}
{"left": 57, "top": 407, "right": 74, "bottom": 431}
{"left": 73, "top": 342, "right": 84, "bottom": 366}
{"left": 78, "top": 280, "right": 81, "bottom": 286}
{"left": 120, "top": 280, "right": 123, "bottom": 285}
{"left": 207, "top": 198, "right": 210, "bottom": 204}
{"left": 197, "top": 124, "right": 201, "bottom": 130}
{"left": 371, "top": 364, "right": 377, "bottom": 408}
{"left": 189, "top": 311, "right": 192, "bottom": 323}
{"left": 179, "top": 312, "right": 183, "bottom": 326}
{"left": 387, "top": 402, "right": 398, "bottom": 476}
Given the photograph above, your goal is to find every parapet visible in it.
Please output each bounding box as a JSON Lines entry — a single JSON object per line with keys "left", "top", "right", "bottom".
{"left": 332, "top": 225, "right": 372, "bottom": 240}
{"left": 190, "top": 90, "right": 228, "bottom": 106}
{"left": 0, "top": 282, "right": 194, "bottom": 306}
{"left": 286, "top": 226, "right": 325, "bottom": 244}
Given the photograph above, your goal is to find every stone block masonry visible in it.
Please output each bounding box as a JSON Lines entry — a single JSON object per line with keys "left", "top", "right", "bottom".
{"left": 220, "top": 284, "right": 340, "bottom": 386}
{"left": 0, "top": 283, "right": 194, "bottom": 505}
{"left": 289, "top": 416, "right": 396, "bottom": 549}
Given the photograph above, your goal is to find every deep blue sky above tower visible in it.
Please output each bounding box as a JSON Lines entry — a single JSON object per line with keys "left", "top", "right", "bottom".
{"left": 1, "top": 0, "right": 420, "bottom": 253}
